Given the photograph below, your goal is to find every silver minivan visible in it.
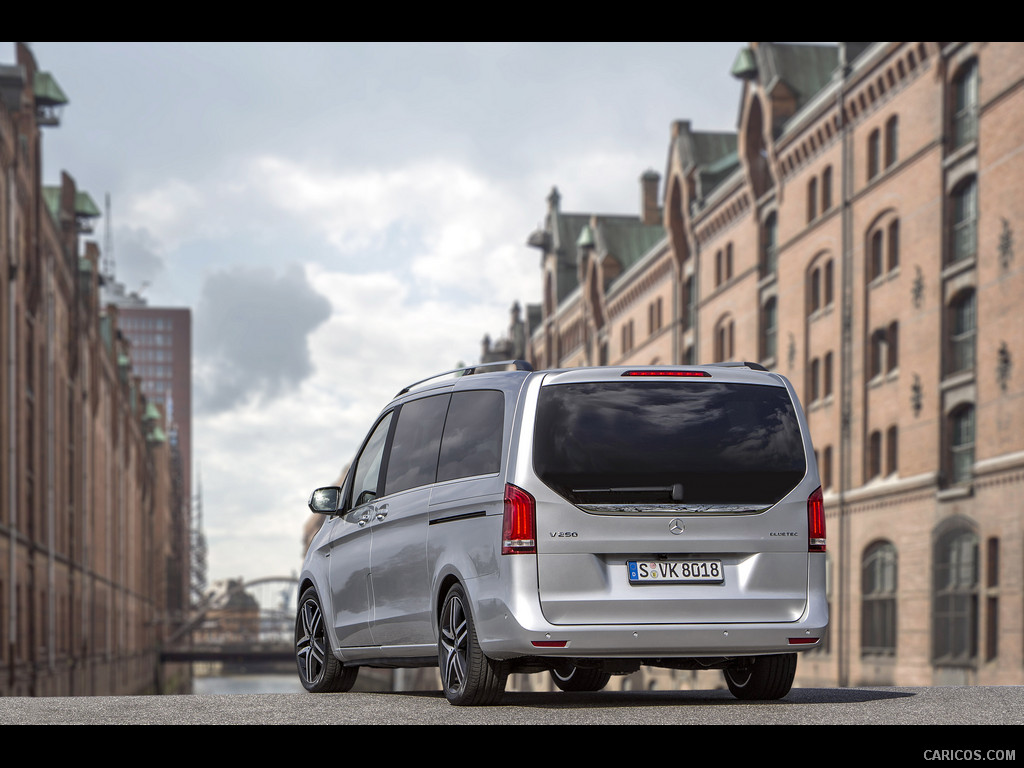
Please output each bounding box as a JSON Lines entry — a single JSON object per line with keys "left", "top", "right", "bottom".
{"left": 296, "top": 361, "right": 828, "bottom": 705}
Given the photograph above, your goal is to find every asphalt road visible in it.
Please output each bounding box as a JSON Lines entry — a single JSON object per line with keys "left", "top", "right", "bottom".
{"left": 1, "top": 685, "right": 1021, "bottom": 728}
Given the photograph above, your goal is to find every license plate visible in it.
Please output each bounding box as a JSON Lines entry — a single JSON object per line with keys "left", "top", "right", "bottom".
{"left": 627, "top": 560, "right": 724, "bottom": 584}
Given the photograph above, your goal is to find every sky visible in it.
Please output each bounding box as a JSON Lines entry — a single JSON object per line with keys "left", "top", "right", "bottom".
{"left": 5, "top": 41, "right": 756, "bottom": 586}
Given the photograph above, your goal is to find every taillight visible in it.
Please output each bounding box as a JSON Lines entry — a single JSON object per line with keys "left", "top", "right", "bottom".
{"left": 621, "top": 370, "right": 711, "bottom": 377}
{"left": 808, "top": 486, "right": 825, "bottom": 552}
{"left": 502, "top": 483, "right": 536, "bottom": 555}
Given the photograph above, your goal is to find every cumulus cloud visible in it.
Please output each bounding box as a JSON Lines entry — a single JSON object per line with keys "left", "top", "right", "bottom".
{"left": 195, "top": 264, "right": 332, "bottom": 414}
{"left": 112, "top": 225, "right": 166, "bottom": 293}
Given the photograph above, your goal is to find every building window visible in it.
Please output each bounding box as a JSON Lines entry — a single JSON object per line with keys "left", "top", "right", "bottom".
{"left": 886, "top": 425, "right": 898, "bottom": 476}
{"left": 808, "top": 177, "right": 818, "bottom": 222}
{"left": 885, "top": 115, "right": 899, "bottom": 168}
{"left": 725, "top": 243, "right": 733, "bottom": 281}
{"left": 870, "top": 329, "right": 886, "bottom": 379}
{"left": 682, "top": 276, "right": 695, "bottom": 331}
{"left": 868, "top": 217, "right": 900, "bottom": 281}
{"left": 822, "top": 445, "right": 833, "bottom": 490}
{"left": 809, "top": 266, "right": 822, "bottom": 313}
{"left": 870, "top": 229, "right": 885, "bottom": 281}
{"left": 761, "top": 298, "right": 777, "bottom": 362}
{"left": 809, "top": 357, "right": 821, "bottom": 402}
{"left": 824, "top": 351, "right": 834, "bottom": 398}
{"left": 715, "top": 316, "right": 734, "bottom": 362}
{"left": 933, "top": 525, "right": 978, "bottom": 664}
{"left": 621, "top": 320, "right": 635, "bottom": 356}
{"left": 949, "top": 404, "right": 975, "bottom": 485}
{"left": 887, "top": 321, "right": 899, "bottom": 373}
{"left": 952, "top": 60, "right": 979, "bottom": 149}
{"left": 950, "top": 177, "right": 978, "bottom": 264}
{"left": 862, "top": 541, "right": 898, "bottom": 656}
{"left": 868, "top": 430, "right": 883, "bottom": 480}
{"left": 822, "top": 260, "right": 833, "bottom": 307}
{"left": 822, "top": 166, "right": 833, "bottom": 212}
{"left": 761, "top": 213, "right": 778, "bottom": 278}
{"left": 888, "top": 220, "right": 900, "bottom": 272}
{"left": 986, "top": 536, "right": 999, "bottom": 662}
{"left": 948, "top": 289, "right": 976, "bottom": 375}
{"left": 715, "top": 249, "right": 723, "bottom": 287}
{"left": 868, "top": 129, "right": 881, "bottom": 180}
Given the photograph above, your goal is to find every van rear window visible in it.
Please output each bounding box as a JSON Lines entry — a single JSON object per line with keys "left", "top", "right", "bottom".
{"left": 533, "top": 381, "right": 806, "bottom": 506}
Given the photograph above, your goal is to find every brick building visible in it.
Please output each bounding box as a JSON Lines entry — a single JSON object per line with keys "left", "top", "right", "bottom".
{"left": 1, "top": 43, "right": 189, "bottom": 695}
{"left": 502, "top": 42, "right": 1024, "bottom": 690}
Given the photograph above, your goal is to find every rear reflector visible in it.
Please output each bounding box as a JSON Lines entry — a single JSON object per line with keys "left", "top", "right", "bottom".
{"left": 502, "top": 483, "right": 536, "bottom": 555}
{"left": 808, "top": 486, "right": 826, "bottom": 552}
{"left": 531, "top": 640, "right": 568, "bottom": 648}
{"left": 788, "top": 637, "right": 819, "bottom": 645}
{"left": 621, "top": 370, "right": 711, "bottom": 377}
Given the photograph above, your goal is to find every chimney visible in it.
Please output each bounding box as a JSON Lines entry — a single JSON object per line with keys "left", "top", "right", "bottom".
{"left": 640, "top": 170, "right": 661, "bottom": 226}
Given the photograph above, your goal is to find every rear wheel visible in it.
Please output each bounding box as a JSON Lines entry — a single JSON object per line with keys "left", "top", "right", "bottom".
{"left": 550, "top": 663, "right": 611, "bottom": 692}
{"left": 295, "top": 587, "right": 358, "bottom": 693}
{"left": 723, "top": 653, "right": 797, "bottom": 700}
{"left": 438, "top": 584, "right": 508, "bottom": 705}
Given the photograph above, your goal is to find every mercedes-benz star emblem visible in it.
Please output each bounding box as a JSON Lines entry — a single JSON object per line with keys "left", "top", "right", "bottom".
{"left": 669, "top": 519, "right": 685, "bottom": 535}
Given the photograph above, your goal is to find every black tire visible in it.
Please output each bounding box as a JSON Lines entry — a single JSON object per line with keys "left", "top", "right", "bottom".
{"left": 295, "top": 587, "right": 358, "bottom": 693}
{"left": 438, "top": 584, "right": 508, "bottom": 705}
{"left": 723, "top": 653, "right": 797, "bottom": 700}
{"left": 550, "top": 663, "right": 611, "bottom": 692}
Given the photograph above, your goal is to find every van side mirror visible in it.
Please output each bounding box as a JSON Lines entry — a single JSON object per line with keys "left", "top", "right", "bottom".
{"left": 309, "top": 486, "right": 343, "bottom": 515}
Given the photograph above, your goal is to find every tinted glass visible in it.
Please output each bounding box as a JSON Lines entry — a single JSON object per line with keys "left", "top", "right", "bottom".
{"left": 351, "top": 411, "right": 393, "bottom": 508}
{"left": 437, "top": 390, "right": 504, "bottom": 482}
{"left": 533, "top": 381, "right": 805, "bottom": 505}
{"left": 385, "top": 394, "right": 450, "bottom": 495}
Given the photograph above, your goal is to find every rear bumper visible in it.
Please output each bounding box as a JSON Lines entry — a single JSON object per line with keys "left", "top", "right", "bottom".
{"left": 471, "top": 555, "right": 829, "bottom": 660}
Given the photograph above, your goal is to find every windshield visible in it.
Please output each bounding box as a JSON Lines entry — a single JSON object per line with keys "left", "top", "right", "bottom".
{"left": 533, "top": 380, "right": 806, "bottom": 507}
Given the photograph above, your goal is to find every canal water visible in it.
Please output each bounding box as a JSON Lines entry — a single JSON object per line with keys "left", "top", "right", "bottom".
{"left": 192, "top": 673, "right": 305, "bottom": 695}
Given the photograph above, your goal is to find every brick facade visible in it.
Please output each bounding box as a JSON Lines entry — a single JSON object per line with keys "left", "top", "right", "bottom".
{"left": 507, "top": 42, "right": 1024, "bottom": 691}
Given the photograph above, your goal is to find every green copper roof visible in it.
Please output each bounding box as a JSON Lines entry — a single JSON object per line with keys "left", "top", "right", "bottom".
{"left": 33, "top": 71, "right": 68, "bottom": 106}
{"left": 42, "top": 186, "right": 101, "bottom": 223}
{"left": 75, "top": 191, "right": 101, "bottom": 218}
{"left": 144, "top": 401, "right": 161, "bottom": 422}
{"left": 731, "top": 47, "right": 758, "bottom": 80}
{"left": 576, "top": 224, "right": 595, "bottom": 249}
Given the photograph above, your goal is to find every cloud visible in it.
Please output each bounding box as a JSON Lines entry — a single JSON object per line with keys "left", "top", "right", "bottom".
{"left": 111, "top": 225, "right": 166, "bottom": 293}
{"left": 195, "top": 264, "right": 332, "bottom": 414}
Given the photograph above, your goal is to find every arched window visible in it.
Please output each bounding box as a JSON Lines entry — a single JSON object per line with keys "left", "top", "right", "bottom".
{"left": 933, "top": 524, "right": 979, "bottom": 664}
{"left": 950, "top": 177, "right": 978, "bottom": 264}
{"left": 885, "top": 115, "right": 899, "bottom": 168}
{"left": 952, "top": 59, "right": 979, "bottom": 148}
{"left": 862, "top": 541, "right": 898, "bottom": 656}
{"left": 868, "top": 129, "right": 881, "bottom": 180}
{"left": 948, "top": 289, "right": 976, "bottom": 375}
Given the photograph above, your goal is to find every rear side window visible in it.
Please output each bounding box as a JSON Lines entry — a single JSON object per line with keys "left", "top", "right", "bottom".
{"left": 437, "top": 390, "right": 504, "bottom": 482}
{"left": 385, "top": 394, "right": 451, "bottom": 495}
{"left": 533, "top": 381, "right": 806, "bottom": 506}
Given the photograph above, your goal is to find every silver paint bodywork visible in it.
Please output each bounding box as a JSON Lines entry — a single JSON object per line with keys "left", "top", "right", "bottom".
{"left": 299, "top": 365, "right": 828, "bottom": 669}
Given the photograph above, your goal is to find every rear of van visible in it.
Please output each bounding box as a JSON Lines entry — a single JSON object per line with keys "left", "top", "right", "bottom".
{"left": 493, "top": 364, "right": 827, "bottom": 660}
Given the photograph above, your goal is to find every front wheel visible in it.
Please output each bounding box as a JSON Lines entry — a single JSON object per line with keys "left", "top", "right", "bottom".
{"left": 550, "top": 663, "right": 611, "bottom": 692}
{"left": 295, "top": 587, "right": 358, "bottom": 693}
{"left": 722, "top": 653, "right": 797, "bottom": 700}
{"left": 438, "top": 584, "right": 508, "bottom": 705}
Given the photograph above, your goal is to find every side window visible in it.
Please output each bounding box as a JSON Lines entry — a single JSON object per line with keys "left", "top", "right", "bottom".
{"left": 350, "top": 411, "right": 394, "bottom": 508}
{"left": 437, "top": 390, "right": 504, "bottom": 482}
{"left": 385, "top": 394, "right": 451, "bottom": 496}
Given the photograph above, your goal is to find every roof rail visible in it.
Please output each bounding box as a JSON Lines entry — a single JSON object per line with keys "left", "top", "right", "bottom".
{"left": 709, "top": 361, "right": 769, "bottom": 372}
{"left": 397, "top": 360, "right": 534, "bottom": 397}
